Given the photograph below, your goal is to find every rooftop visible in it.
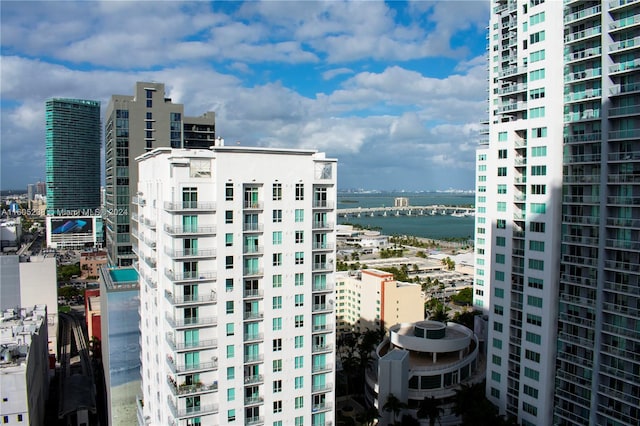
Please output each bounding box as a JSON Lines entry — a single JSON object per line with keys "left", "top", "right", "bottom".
{"left": 100, "top": 267, "right": 139, "bottom": 292}
{"left": 0, "top": 305, "right": 47, "bottom": 368}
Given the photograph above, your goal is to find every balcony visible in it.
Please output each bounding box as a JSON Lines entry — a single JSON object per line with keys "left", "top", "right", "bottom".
{"left": 313, "top": 221, "right": 334, "bottom": 230}
{"left": 244, "top": 354, "right": 264, "bottom": 364}
{"left": 312, "top": 282, "right": 334, "bottom": 292}
{"left": 609, "top": 14, "right": 640, "bottom": 31}
{"left": 313, "top": 200, "right": 334, "bottom": 209}
{"left": 313, "top": 242, "right": 334, "bottom": 251}
{"left": 166, "top": 356, "right": 218, "bottom": 374}
{"left": 165, "top": 314, "right": 217, "bottom": 329}
{"left": 562, "top": 174, "right": 601, "bottom": 184}
{"left": 243, "top": 245, "right": 264, "bottom": 255}
{"left": 313, "top": 303, "right": 333, "bottom": 313}
{"left": 564, "top": 88, "right": 602, "bottom": 103}
{"left": 143, "top": 217, "right": 156, "bottom": 229}
{"left": 312, "top": 383, "right": 334, "bottom": 393}
{"left": 610, "top": 81, "right": 640, "bottom": 96}
{"left": 564, "top": 153, "right": 601, "bottom": 164}
{"left": 244, "top": 375, "right": 264, "bottom": 385}
{"left": 243, "top": 268, "right": 264, "bottom": 277}
{"left": 313, "top": 263, "right": 333, "bottom": 272}
{"left": 497, "top": 65, "right": 527, "bottom": 79}
{"left": 562, "top": 235, "right": 599, "bottom": 246}
{"left": 609, "top": 35, "right": 640, "bottom": 53}
{"left": 606, "top": 217, "right": 640, "bottom": 228}
{"left": 496, "top": 101, "right": 527, "bottom": 114}
{"left": 243, "top": 289, "right": 264, "bottom": 299}
{"left": 312, "top": 402, "right": 333, "bottom": 412}
{"left": 605, "top": 238, "right": 640, "bottom": 250}
{"left": 243, "top": 333, "right": 264, "bottom": 343}
{"left": 564, "top": 5, "right": 601, "bottom": 24}
{"left": 564, "top": 68, "right": 602, "bottom": 84}
{"left": 165, "top": 269, "right": 217, "bottom": 283}
{"left": 609, "top": 103, "right": 640, "bottom": 118}
{"left": 496, "top": 83, "right": 527, "bottom": 95}
{"left": 562, "top": 214, "right": 600, "bottom": 225}
{"left": 609, "top": 128, "right": 640, "bottom": 140}
{"left": 564, "top": 132, "right": 602, "bottom": 144}
{"left": 312, "top": 324, "right": 333, "bottom": 334}
{"left": 312, "top": 343, "right": 333, "bottom": 354}
{"left": 312, "top": 363, "right": 333, "bottom": 373}
{"left": 164, "top": 201, "right": 216, "bottom": 212}
{"left": 165, "top": 248, "right": 216, "bottom": 259}
{"left": 565, "top": 25, "right": 601, "bottom": 44}
{"left": 243, "top": 311, "right": 264, "bottom": 321}
{"left": 164, "top": 225, "right": 216, "bottom": 236}
{"left": 165, "top": 291, "right": 216, "bottom": 306}
{"left": 242, "top": 223, "right": 264, "bottom": 233}
{"left": 132, "top": 196, "right": 146, "bottom": 206}
{"left": 243, "top": 201, "right": 264, "bottom": 210}
{"left": 245, "top": 416, "right": 265, "bottom": 426}
{"left": 562, "top": 195, "right": 600, "bottom": 204}
{"left": 167, "top": 396, "right": 218, "bottom": 419}
{"left": 167, "top": 378, "right": 218, "bottom": 397}
{"left": 607, "top": 195, "right": 640, "bottom": 204}
{"left": 565, "top": 46, "right": 602, "bottom": 63}
{"left": 166, "top": 334, "right": 218, "bottom": 351}
{"left": 609, "top": 59, "right": 640, "bottom": 74}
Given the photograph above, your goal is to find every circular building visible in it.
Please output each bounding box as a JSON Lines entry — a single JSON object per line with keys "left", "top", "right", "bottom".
{"left": 365, "top": 320, "right": 484, "bottom": 425}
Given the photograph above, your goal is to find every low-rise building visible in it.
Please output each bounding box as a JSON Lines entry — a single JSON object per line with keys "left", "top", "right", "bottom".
{"left": 80, "top": 251, "right": 108, "bottom": 278}
{"left": 0, "top": 305, "right": 50, "bottom": 426}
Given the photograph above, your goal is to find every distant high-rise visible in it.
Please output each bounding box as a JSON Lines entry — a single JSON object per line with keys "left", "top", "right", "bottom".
{"left": 45, "top": 98, "right": 101, "bottom": 215}
{"left": 477, "top": 1, "right": 640, "bottom": 425}
{"left": 104, "top": 82, "right": 216, "bottom": 267}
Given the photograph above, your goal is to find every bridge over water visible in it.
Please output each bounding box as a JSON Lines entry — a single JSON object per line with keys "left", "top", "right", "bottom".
{"left": 337, "top": 205, "right": 475, "bottom": 218}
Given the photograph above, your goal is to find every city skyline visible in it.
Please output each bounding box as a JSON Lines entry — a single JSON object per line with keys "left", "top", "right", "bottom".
{"left": 1, "top": 0, "right": 489, "bottom": 192}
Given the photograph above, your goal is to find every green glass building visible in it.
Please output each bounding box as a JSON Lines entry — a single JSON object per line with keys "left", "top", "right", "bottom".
{"left": 45, "top": 98, "right": 101, "bottom": 215}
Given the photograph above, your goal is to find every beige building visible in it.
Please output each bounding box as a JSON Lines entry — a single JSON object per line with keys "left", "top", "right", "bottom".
{"left": 80, "top": 250, "right": 107, "bottom": 278}
{"left": 336, "top": 269, "right": 423, "bottom": 335}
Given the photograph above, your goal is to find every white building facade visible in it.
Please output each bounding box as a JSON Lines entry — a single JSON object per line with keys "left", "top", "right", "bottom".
{"left": 134, "top": 146, "right": 337, "bottom": 426}
{"left": 478, "top": 1, "right": 640, "bottom": 425}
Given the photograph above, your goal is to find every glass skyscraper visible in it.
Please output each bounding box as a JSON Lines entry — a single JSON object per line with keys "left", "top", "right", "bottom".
{"left": 45, "top": 98, "right": 101, "bottom": 215}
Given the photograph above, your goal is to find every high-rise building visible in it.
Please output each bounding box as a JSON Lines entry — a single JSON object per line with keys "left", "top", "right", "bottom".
{"left": 45, "top": 98, "right": 101, "bottom": 215}
{"left": 134, "top": 146, "right": 337, "bottom": 426}
{"left": 104, "top": 82, "right": 216, "bottom": 267}
{"left": 478, "top": 1, "right": 640, "bottom": 425}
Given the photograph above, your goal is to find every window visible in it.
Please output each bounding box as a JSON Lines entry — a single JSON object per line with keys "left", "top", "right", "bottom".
{"left": 228, "top": 409, "right": 236, "bottom": 422}
{"left": 225, "top": 183, "right": 234, "bottom": 200}
{"left": 526, "top": 331, "right": 542, "bottom": 344}
{"left": 273, "top": 338, "right": 282, "bottom": 351}
{"left": 530, "top": 203, "right": 546, "bottom": 214}
{"left": 497, "top": 167, "right": 507, "bottom": 177}
{"left": 528, "top": 259, "right": 544, "bottom": 271}
{"left": 295, "top": 335, "right": 304, "bottom": 348}
{"left": 295, "top": 416, "right": 304, "bottom": 426}
{"left": 227, "top": 388, "right": 235, "bottom": 401}
{"left": 498, "top": 131, "right": 508, "bottom": 142}
{"left": 530, "top": 30, "right": 545, "bottom": 44}
{"left": 295, "top": 183, "right": 304, "bottom": 200}
{"left": 227, "top": 367, "right": 235, "bottom": 380}
{"left": 226, "top": 301, "right": 234, "bottom": 314}
{"left": 273, "top": 231, "right": 282, "bottom": 245}
{"left": 530, "top": 184, "right": 546, "bottom": 195}
{"left": 494, "top": 305, "right": 504, "bottom": 315}
{"left": 495, "top": 271, "right": 505, "bottom": 281}
{"left": 295, "top": 295, "right": 304, "bottom": 307}
{"left": 295, "top": 356, "right": 304, "bottom": 369}
{"left": 478, "top": 154, "right": 487, "bottom": 161}
{"left": 273, "top": 400, "right": 282, "bottom": 413}
{"left": 529, "top": 221, "right": 545, "bottom": 232}
{"left": 530, "top": 106, "right": 545, "bottom": 118}
{"left": 225, "top": 233, "right": 233, "bottom": 247}
{"left": 493, "top": 338, "right": 503, "bottom": 349}
{"left": 295, "top": 396, "right": 304, "bottom": 409}
{"left": 530, "top": 49, "right": 545, "bottom": 62}
{"left": 529, "top": 240, "right": 545, "bottom": 251}
{"left": 295, "top": 231, "right": 304, "bottom": 243}
{"left": 227, "top": 345, "right": 235, "bottom": 358}
{"left": 226, "top": 323, "right": 235, "bottom": 336}
{"left": 524, "top": 367, "right": 540, "bottom": 381}
{"left": 273, "top": 359, "right": 282, "bottom": 372}
{"left": 527, "top": 295, "right": 543, "bottom": 307}
{"left": 295, "top": 273, "right": 304, "bottom": 286}
{"left": 494, "top": 288, "right": 504, "bottom": 298}
{"left": 531, "top": 146, "right": 547, "bottom": 157}
{"left": 273, "top": 274, "right": 282, "bottom": 288}
{"left": 525, "top": 349, "right": 541, "bottom": 363}
{"left": 295, "top": 376, "right": 304, "bottom": 389}
{"left": 146, "top": 99, "right": 152, "bottom": 108}
{"left": 524, "top": 384, "right": 539, "bottom": 399}
{"left": 491, "top": 387, "right": 500, "bottom": 398}
{"left": 494, "top": 321, "right": 503, "bottom": 332}
{"left": 530, "top": 11, "right": 545, "bottom": 25}
{"left": 530, "top": 87, "right": 545, "bottom": 99}
{"left": 527, "top": 313, "right": 542, "bottom": 326}
{"left": 273, "top": 317, "right": 282, "bottom": 331}
{"left": 273, "top": 296, "right": 282, "bottom": 309}
{"left": 295, "top": 252, "right": 304, "bottom": 264}
{"left": 497, "top": 219, "right": 506, "bottom": 229}
{"left": 225, "top": 210, "right": 233, "bottom": 224}
{"left": 273, "top": 209, "right": 282, "bottom": 223}
{"left": 273, "top": 380, "right": 282, "bottom": 393}
{"left": 226, "top": 255, "right": 234, "bottom": 269}
{"left": 491, "top": 371, "right": 501, "bottom": 382}
{"left": 295, "top": 209, "right": 304, "bottom": 222}
{"left": 272, "top": 183, "right": 282, "bottom": 201}
{"left": 478, "top": 164, "right": 487, "bottom": 172}
{"left": 492, "top": 355, "right": 502, "bottom": 366}
{"left": 498, "top": 149, "right": 508, "bottom": 159}
{"left": 529, "top": 69, "right": 545, "bottom": 81}
{"left": 295, "top": 315, "right": 304, "bottom": 327}
{"left": 497, "top": 184, "right": 507, "bottom": 194}
{"left": 497, "top": 202, "right": 507, "bottom": 212}
{"left": 273, "top": 253, "right": 282, "bottom": 266}
{"left": 523, "top": 402, "right": 537, "bottom": 416}
{"left": 226, "top": 278, "right": 234, "bottom": 292}
{"left": 496, "top": 236, "right": 506, "bottom": 246}
{"left": 528, "top": 277, "right": 543, "bottom": 289}
{"left": 531, "top": 127, "right": 547, "bottom": 138}
{"left": 531, "top": 165, "right": 546, "bottom": 175}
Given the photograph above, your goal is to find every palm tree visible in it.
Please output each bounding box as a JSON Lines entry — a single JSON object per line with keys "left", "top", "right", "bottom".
{"left": 356, "top": 406, "right": 380, "bottom": 426}
{"left": 417, "top": 396, "right": 443, "bottom": 426}
{"left": 383, "top": 393, "right": 407, "bottom": 425}
{"left": 429, "top": 306, "right": 450, "bottom": 323}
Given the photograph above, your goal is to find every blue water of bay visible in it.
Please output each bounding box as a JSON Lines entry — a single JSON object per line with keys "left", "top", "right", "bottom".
{"left": 337, "top": 192, "right": 475, "bottom": 240}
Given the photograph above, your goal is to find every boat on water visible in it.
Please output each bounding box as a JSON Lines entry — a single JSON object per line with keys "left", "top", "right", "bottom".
{"left": 451, "top": 212, "right": 466, "bottom": 218}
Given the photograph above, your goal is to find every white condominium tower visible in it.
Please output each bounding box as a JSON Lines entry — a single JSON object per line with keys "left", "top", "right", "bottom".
{"left": 477, "top": 1, "right": 640, "bottom": 425}
{"left": 134, "top": 146, "right": 337, "bottom": 426}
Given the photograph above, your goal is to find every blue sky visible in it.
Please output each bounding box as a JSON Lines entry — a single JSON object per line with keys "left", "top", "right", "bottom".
{"left": 0, "top": 0, "right": 489, "bottom": 191}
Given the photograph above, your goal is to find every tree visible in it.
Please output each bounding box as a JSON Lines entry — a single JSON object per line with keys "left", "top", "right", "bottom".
{"left": 417, "top": 396, "right": 443, "bottom": 426}
{"left": 383, "top": 393, "right": 407, "bottom": 425}
{"left": 356, "top": 406, "right": 380, "bottom": 426}
{"left": 429, "top": 305, "right": 450, "bottom": 323}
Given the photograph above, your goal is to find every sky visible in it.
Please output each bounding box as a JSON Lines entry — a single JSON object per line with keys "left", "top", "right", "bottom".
{"left": 0, "top": 0, "right": 490, "bottom": 192}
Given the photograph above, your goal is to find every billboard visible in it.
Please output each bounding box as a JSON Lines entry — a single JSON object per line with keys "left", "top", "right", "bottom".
{"left": 50, "top": 217, "right": 93, "bottom": 234}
